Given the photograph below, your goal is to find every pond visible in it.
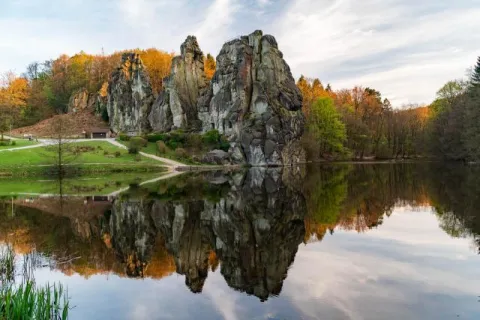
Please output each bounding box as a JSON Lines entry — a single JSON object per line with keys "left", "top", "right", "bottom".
{"left": 0, "top": 164, "right": 479, "bottom": 320}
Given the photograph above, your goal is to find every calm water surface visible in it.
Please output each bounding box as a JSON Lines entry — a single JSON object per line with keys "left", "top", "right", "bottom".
{"left": 1, "top": 164, "right": 479, "bottom": 320}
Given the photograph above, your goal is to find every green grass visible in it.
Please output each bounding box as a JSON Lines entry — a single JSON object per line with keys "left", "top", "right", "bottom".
{"left": 0, "top": 172, "right": 168, "bottom": 196}
{"left": 0, "top": 141, "right": 162, "bottom": 167}
{"left": 0, "top": 281, "right": 70, "bottom": 320}
{"left": 0, "top": 139, "right": 39, "bottom": 150}
{"left": 117, "top": 140, "right": 202, "bottom": 165}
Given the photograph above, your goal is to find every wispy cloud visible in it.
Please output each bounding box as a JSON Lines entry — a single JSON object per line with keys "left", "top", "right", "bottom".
{"left": 0, "top": 0, "right": 479, "bottom": 104}
{"left": 271, "top": 0, "right": 480, "bottom": 104}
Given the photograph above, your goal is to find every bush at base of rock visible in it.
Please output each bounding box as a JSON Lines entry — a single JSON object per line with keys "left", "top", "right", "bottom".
{"left": 147, "top": 130, "right": 230, "bottom": 153}
{"left": 175, "top": 148, "right": 188, "bottom": 159}
{"left": 118, "top": 133, "right": 130, "bottom": 141}
{"left": 156, "top": 141, "right": 168, "bottom": 154}
{"left": 128, "top": 137, "right": 147, "bottom": 154}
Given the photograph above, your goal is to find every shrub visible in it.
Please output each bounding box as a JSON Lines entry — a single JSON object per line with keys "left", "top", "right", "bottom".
{"left": 146, "top": 133, "right": 167, "bottom": 143}
{"left": 186, "top": 134, "right": 202, "bottom": 150}
{"left": 119, "top": 133, "right": 130, "bottom": 141}
{"left": 128, "top": 137, "right": 147, "bottom": 154}
{"left": 103, "top": 151, "right": 109, "bottom": 156}
{"left": 10, "top": 141, "right": 16, "bottom": 146}
{"left": 167, "top": 130, "right": 187, "bottom": 149}
{"left": 156, "top": 141, "right": 168, "bottom": 154}
{"left": 219, "top": 139, "right": 230, "bottom": 152}
{"left": 175, "top": 147, "right": 188, "bottom": 159}
{"left": 114, "top": 151, "right": 121, "bottom": 158}
{"left": 130, "top": 136, "right": 147, "bottom": 148}
{"left": 202, "top": 130, "right": 221, "bottom": 145}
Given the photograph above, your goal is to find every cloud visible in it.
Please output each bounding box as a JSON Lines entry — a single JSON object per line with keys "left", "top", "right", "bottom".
{"left": 270, "top": 0, "right": 480, "bottom": 104}
{"left": 193, "top": 0, "right": 242, "bottom": 53}
{"left": 281, "top": 208, "right": 480, "bottom": 319}
{"left": 0, "top": 0, "right": 479, "bottom": 105}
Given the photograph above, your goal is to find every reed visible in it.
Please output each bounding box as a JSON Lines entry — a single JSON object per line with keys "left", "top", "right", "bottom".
{"left": 0, "top": 245, "right": 15, "bottom": 283}
{"left": 0, "top": 281, "right": 69, "bottom": 320}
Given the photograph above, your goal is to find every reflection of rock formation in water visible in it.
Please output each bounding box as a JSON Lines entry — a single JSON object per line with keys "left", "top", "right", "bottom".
{"left": 107, "top": 199, "right": 157, "bottom": 277}
{"left": 206, "top": 168, "right": 306, "bottom": 300}
{"left": 150, "top": 168, "right": 307, "bottom": 300}
{"left": 4, "top": 168, "right": 307, "bottom": 299}
{"left": 153, "top": 201, "right": 211, "bottom": 293}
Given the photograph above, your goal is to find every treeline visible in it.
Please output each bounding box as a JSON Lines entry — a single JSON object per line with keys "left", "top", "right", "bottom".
{"left": 298, "top": 77, "right": 429, "bottom": 160}
{"left": 1, "top": 47, "right": 479, "bottom": 162}
{"left": 0, "top": 50, "right": 217, "bottom": 129}
{"left": 300, "top": 56, "right": 480, "bottom": 161}
{"left": 428, "top": 57, "right": 480, "bottom": 161}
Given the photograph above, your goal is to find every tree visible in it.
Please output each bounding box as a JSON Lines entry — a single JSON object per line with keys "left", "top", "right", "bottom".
{"left": 471, "top": 56, "right": 480, "bottom": 87}
{"left": 204, "top": 54, "right": 216, "bottom": 80}
{"left": 0, "top": 107, "right": 11, "bottom": 140}
{"left": 427, "top": 80, "right": 469, "bottom": 161}
{"left": 464, "top": 86, "right": 480, "bottom": 160}
{"left": 303, "top": 97, "right": 347, "bottom": 159}
{"left": 44, "top": 116, "right": 78, "bottom": 177}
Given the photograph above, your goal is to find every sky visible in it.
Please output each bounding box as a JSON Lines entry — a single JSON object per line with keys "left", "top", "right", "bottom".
{"left": 1, "top": 0, "right": 479, "bottom": 105}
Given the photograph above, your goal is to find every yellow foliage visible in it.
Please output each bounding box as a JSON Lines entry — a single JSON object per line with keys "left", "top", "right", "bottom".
{"left": 204, "top": 53, "right": 216, "bottom": 80}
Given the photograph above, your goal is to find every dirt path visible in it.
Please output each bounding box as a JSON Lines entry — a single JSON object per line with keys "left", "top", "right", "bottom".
{"left": 106, "top": 139, "right": 185, "bottom": 168}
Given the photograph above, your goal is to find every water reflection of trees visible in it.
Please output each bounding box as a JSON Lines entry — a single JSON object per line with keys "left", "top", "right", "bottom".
{"left": 0, "top": 163, "right": 480, "bottom": 300}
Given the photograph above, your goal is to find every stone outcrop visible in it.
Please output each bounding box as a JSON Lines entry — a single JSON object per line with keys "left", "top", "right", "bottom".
{"left": 107, "top": 53, "right": 154, "bottom": 135}
{"left": 148, "top": 36, "right": 208, "bottom": 132}
{"left": 106, "top": 30, "right": 305, "bottom": 165}
{"left": 198, "top": 30, "right": 306, "bottom": 166}
{"left": 67, "top": 89, "right": 97, "bottom": 113}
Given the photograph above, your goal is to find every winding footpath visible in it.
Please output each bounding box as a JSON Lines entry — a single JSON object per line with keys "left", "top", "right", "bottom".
{"left": 0, "top": 136, "right": 186, "bottom": 170}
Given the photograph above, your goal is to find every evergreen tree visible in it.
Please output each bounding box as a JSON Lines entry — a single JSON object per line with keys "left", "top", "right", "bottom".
{"left": 471, "top": 56, "right": 480, "bottom": 87}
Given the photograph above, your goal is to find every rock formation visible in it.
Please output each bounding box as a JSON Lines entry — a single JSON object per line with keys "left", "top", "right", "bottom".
{"left": 107, "top": 53, "right": 155, "bottom": 135}
{"left": 149, "top": 36, "right": 208, "bottom": 132}
{"left": 67, "top": 89, "right": 96, "bottom": 113}
{"left": 198, "top": 30, "right": 306, "bottom": 166}
{"left": 107, "top": 30, "right": 305, "bottom": 165}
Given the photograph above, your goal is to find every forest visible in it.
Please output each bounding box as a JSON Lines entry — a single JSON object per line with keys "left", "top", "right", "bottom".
{"left": 0, "top": 47, "right": 479, "bottom": 162}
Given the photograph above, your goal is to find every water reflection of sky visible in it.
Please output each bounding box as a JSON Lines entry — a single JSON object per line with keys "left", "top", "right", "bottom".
{"left": 30, "top": 207, "right": 480, "bottom": 320}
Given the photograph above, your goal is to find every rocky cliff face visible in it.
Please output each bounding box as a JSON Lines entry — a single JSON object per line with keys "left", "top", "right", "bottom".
{"left": 106, "top": 31, "right": 305, "bottom": 164}
{"left": 67, "top": 89, "right": 96, "bottom": 113}
{"left": 107, "top": 53, "right": 155, "bottom": 135}
{"left": 198, "top": 30, "right": 306, "bottom": 166}
{"left": 149, "top": 36, "right": 208, "bottom": 132}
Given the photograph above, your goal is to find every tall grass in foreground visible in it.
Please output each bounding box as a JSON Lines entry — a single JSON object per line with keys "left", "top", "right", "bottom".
{"left": 0, "top": 246, "right": 71, "bottom": 319}
{"left": 0, "top": 245, "right": 15, "bottom": 283}
{"left": 0, "top": 282, "right": 70, "bottom": 320}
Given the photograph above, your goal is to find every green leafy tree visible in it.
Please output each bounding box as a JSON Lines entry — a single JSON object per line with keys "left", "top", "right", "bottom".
{"left": 304, "top": 97, "right": 347, "bottom": 159}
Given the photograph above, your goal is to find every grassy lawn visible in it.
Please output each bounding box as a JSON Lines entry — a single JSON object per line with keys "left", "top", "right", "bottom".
{"left": 0, "top": 139, "right": 38, "bottom": 150}
{"left": 0, "top": 141, "right": 163, "bottom": 167}
{"left": 0, "top": 172, "right": 169, "bottom": 196}
{"left": 117, "top": 140, "right": 202, "bottom": 165}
